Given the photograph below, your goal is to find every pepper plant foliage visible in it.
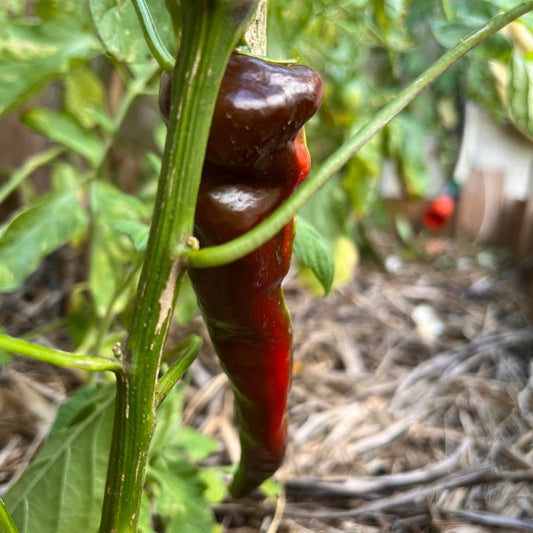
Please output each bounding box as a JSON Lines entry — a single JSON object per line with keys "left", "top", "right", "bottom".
{"left": 1, "top": 1, "right": 533, "bottom": 532}
{"left": 269, "top": 0, "right": 533, "bottom": 250}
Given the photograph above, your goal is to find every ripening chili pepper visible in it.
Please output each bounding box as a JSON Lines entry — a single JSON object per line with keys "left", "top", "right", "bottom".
{"left": 160, "top": 53, "right": 324, "bottom": 498}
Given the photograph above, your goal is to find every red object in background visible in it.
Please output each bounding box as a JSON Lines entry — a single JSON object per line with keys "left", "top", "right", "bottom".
{"left": 422, "top": 195, "right": 456, "bottom": 231}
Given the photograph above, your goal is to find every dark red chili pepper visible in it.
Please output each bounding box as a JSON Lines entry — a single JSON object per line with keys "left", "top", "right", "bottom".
{"left": 160, "top": 53, "right": 323, "bottom": 497}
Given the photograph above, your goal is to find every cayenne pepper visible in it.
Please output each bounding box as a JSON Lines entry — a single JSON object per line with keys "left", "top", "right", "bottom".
{"left": 160, "top": 53, "right": 324, "bottom": 497}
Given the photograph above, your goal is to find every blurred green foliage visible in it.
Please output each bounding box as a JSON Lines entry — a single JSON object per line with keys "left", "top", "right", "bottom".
{"left": 268, "top": 0, "right": 533, "bottom": 247}
{"left": 2, "top": 2, "right": 533, "bottom": 529}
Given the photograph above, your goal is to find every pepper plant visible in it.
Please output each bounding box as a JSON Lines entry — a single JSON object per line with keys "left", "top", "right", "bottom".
{"left": 1, "top": 1, "right": 533, "bottom": 532}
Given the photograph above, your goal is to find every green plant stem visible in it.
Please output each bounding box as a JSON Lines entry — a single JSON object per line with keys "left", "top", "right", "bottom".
{"left": 98, "top": 2, "right": 258, "bottom": 532}
{"left": 0, "top": 333, "right": 122, "bottom": 372}
{"left": 0, "top": 147, "right": 64, "bottom": 205}
{"left": 131, "top": 0, "right": 175, "bottom": 73}
{"left": 155, "top": 334, "right": 202, "bottom": 407}
{"left": 185, "top": 1, "right": 533, "bottom": 269}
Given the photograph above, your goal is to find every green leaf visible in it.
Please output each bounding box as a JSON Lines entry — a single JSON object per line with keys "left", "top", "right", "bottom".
{"left": 373, "top": 0, "right": 407, "bottom": 36}
{"left": 151, "top": 457, "right": 215, "bottom": 533}
{"left": 294, "top": 216, "right": 335, "bottom": 295}
{"left": 385, "top": 114, "right": 429, "bottom": 197}
{"left": 21, "top": 109, "right": 104, "bottom": 167}
{"left": 89, "top": 0, "right": 175, "bottom": 64}
{"left": 0, "top": 191, "right": 87, "bottom": 292}
{"left": 0, "top": 13, "right": 98, "bottom": 116}
{"left": 138, "top": 495, "right": 157, "bottom": 533}
{"left": 49, "top": 385, "right": 99, "bottom": 436}
{"left": 507, "top": 53, "right": 533, "bottom": 140}
{"left": 431, "top": 18, "right": 511, "bottom": 61}
{"left": 175, "top": 427, "right": 218, "bottom": 463}
{"left": 50, "top": 162, "right": 82, "bottom": 194}
{"left": 114, "top": 219, "right": 150, "bottom": 251}
{"left": 89, "top": 181, "right": 148, "bottom": 316}
{"left": 0, "top": 496, "right": 19, "bottom": 533}
{"left": 342, "top": 132, "right": 383, "bottom": 217}
{"left": 141, "top": 384, "right": 219, "bottom": 532}
{"left": 65, "top": 65, "right": 113, "bottom": 130}
{"left": 197, "top": 468, "right": 227, "bottom": 504}
{"left": 4, "top": 385, "right": 115, "bottom": 533}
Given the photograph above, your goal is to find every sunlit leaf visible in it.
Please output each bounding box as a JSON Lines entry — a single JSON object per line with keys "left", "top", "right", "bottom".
{"left": 21, "top": 109, "right": 104, "bottom": 167}
{"left": 65, "top": 66, "right": 112, "bottom": 130}
{"left": 294, "top": 216, "right": 335, "bottom": 295}
{"left": 0, "top": 191, "right": 87, "bottom": 292}
{"left": 89, "top": 0, "right": 175, "bottom": 64}
{"left": 89, "top": 181, "right": 148, "bottom": 316}
{"left": 0, "top": 12, "right": 98, "bottom": 116}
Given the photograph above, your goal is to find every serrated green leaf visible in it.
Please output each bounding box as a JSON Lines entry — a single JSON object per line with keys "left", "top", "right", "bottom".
{"left": 21, "top": 109, "right": 104, "bottom": 167}
{"left": 507, "top": 53, "right": 533, "bottom": 140}
{"left": 0, "top": 191, "right": 87, "bottom": 292}
{"left": 4, "top": 385, "right": 115, "bottom": 533}
{"left": 293, "top": 216, "right": 335, "bottom": 295}
{"left": 0, "top": 14, "right": 98, "bottom": 116}
{"left": 151, "top": 457, "right": 215, "bottom": 533}
{"left": 89, "top": 0, "right": 175, "bottom": 64}
{"left": 89, "top": 181, "right": 148, "bottom": 316}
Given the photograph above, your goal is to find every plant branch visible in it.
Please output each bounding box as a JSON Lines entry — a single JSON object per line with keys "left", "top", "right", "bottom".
{"left": 155, "top": 334, "right": 202, "bottom": 407}
{"left": 98, "top": 2, "right": 259, "bottom": 531}
{"left": 185, "top": 1, "right": 533, "bottom": 269}
{"left": 131, "top": 0, "right": 175, "bottom": 73}
{"left": 0, "top": 333, "right": 122, "bottom": 372}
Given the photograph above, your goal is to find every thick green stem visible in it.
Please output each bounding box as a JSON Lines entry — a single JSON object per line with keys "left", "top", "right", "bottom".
{"left": 0, "top": 333, "right": 122, "bottom": 372}
{"left": 185, "top": 1, "right": 533, "bottom": 269}
{"left": 98, "top": 2, "right": 258, "bottom": 532}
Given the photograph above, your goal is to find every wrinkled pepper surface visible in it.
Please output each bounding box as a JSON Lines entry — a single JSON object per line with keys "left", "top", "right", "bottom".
{"left": 160, "top": 53, "right": 324, "bottom": 497}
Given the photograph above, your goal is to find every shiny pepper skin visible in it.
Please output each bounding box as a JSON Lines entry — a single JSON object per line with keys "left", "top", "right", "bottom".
{"left": 160, "top": 53, "right": 324, "bottom": 497}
